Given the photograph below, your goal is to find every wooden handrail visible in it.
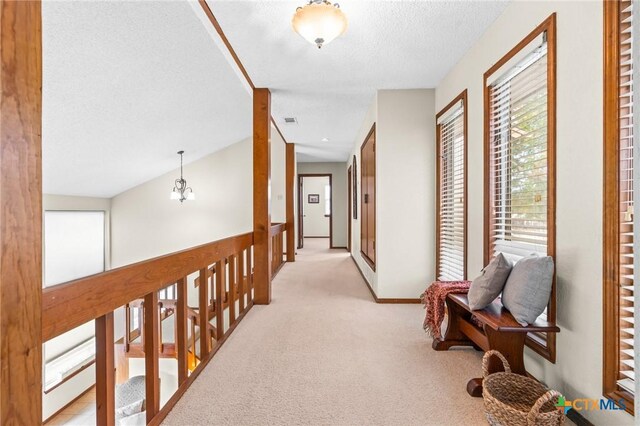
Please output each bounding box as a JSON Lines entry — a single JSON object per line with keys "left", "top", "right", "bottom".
{"left": 42, "top": 232, "right": 253, "bottom": 342}
{"left": 270, "top": 222, "right": 286, "bottom": 236}
{"left": 42, "top": 231, "right": 257, "bottom": 425}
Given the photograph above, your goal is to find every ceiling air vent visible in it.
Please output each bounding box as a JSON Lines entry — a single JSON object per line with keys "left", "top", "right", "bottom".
{"left": 283, "top": 117, "right": 298, "bottom": 125}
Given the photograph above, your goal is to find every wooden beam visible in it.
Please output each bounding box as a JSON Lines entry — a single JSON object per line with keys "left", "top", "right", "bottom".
{"left": 176, "top": 277, "right": 188, "bottom": 384}
{"left": 0, "top": 1, "right": 43, "bottom": 424}
{"left": 144, "top": 292, "right": 160, "bottom": 422}
{"left": 285, "top": 143, "right": 296, "bottom": 262}
{"left": 95, "top": 313, "right": 115, "bottom": 426}
{"left": 253, "top": 88, "right": 272, "bottom": 304}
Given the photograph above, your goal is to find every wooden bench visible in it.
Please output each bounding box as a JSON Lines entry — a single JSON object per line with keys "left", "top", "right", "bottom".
{"left": 432, "top": 293, "right": 560, "bottom": 397}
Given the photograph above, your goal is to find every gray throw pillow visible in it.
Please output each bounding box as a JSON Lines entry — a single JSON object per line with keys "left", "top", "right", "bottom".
{"left": 468, "top": 253, "right": 512, "bottom": 310}
{"left": 502, "top": 255, "right": 554, "bottom": 326}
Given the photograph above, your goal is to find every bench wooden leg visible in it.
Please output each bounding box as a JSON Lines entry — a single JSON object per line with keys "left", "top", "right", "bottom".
{"left": 432, "top": 298, "right": 474, "bottom": 351}
{"left": 465, "top": 327, "right": 527, "bottom": 397}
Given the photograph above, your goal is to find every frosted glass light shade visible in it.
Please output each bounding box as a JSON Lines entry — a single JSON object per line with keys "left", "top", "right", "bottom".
{"left": 292, "top": 1, "right": 347, "bottom": 49}
{"left": 187, "top": 192, "right": 195, "bottom": 201}
{"left": 170, "top": 190, "right": 180, "bottom": 200}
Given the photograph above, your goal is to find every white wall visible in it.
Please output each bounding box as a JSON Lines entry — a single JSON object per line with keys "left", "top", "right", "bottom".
{"left": 436, "top": 2, "right": 631, "bottom": 424}
{"left": 302, "top": 176, "right": 330, "bottom": 237}
{"left": 297, "top": 162, "right": 348, "bottom": 248}
{"left": 111, "top": 137, "right": 253, "bottom": 267}
{"left": 348, "top": 90, "right": 435, "bottom": 299}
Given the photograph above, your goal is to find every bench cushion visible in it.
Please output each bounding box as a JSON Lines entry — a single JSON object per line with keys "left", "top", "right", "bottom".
{"left": 468, "top": 253, "right": 512, "bottom": 310}
{"left": 502, "top": 255, "right": 554, "bottom": 326}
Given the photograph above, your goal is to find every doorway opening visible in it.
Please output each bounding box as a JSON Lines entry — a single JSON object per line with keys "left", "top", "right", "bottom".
{"left": 298, "top": 174, "right": 332, "bottom": 249}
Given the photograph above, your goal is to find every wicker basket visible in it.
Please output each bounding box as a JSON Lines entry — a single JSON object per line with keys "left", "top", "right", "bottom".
{"left": 482, "top": 351, "right": 565, "bottom": 426}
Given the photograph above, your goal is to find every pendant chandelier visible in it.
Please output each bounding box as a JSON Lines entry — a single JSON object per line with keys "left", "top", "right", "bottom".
{"left": 170, "top": 151, "right": 195, "bottom": 203}
{"left": 292, "top": 0, "right": 348, "bottom": 49}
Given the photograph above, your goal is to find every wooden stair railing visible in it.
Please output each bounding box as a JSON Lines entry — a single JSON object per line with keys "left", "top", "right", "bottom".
{"left": 42, "top": 232, "right": 255, "bottom": 425}
{"left": 270, "top": 223, "right": 286, "bottom": 278}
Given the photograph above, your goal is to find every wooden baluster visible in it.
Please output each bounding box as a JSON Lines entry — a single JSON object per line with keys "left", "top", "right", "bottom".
{"left": 124, "top": 304, "right": 131, "bottom": 351}
{"left": 215, "top": 260, "right": 225, "bottom": 340}
{"left": 190, "top": 314, "right": 197, "bottom": 368}
{"left": 95, "top": 312, "right": 115, "bottom": 426}
{"left": 144, "top": 292, "right": 160, "bottom": 422}
{"left": 198, "top": 268, "right": 210, "bottom": 359}
{"left": 229, "top": 255, "right": 236, "bottom": 326}
{"left": 238, "top": 249, "right": 246, "bottom": 313}
{"left": 158, "top": 301, "right": 163, "bottom": 354}
{"left": 176, "top": 277, "right": 188, "bottom": 384}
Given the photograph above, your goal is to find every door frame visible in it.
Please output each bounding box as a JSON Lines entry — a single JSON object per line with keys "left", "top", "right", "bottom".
{"left": 347, "top": 166, "right": 352, "bottom": 252}
{"left": 297, "top": 174, "right": 333, "bottom": 249}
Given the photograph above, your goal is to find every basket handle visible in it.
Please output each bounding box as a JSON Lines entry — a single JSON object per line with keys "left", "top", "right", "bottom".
{"left": 527, "top": 390, "right": 562, "bottom": 426}
{"left": 482, "top": 350, "right": 511, "bottom": 378}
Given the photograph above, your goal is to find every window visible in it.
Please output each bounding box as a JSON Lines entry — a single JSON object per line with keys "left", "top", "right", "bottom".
{"left": 361, "top": 124, "right": 376, "bottom": 269}
{"left": 604, "top": 0, "right": 635, "bottom": 414}
{"left": 436, "top": 91, "right": 467, "bottom": 281}
{"left": 43, "top": 210, "right": 106, "bottom": 392}
{"left": 324, "top": 184, "right": 331, "bottom": 217}
{"left": 484, "top": 15, "right": 556, "bottom": 361}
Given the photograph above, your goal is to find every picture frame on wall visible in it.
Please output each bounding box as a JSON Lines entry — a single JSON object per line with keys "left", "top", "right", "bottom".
{"left": 308, "top": 194, "right": 320, "bottom": 204}
{"left": 352, "top": 155, "right": 358, "bottom": 219}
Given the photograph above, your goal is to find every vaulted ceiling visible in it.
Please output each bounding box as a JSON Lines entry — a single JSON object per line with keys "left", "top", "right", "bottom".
{"left": 42, "top": 0, "right": 508, "bottom": 197}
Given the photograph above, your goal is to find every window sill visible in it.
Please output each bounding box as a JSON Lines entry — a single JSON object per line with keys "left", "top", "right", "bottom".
{"left": 604, "top": 389, "right": 634, "bottom": 416}
{"left": 44, "top": 359, "right": 95, "bottom": 394}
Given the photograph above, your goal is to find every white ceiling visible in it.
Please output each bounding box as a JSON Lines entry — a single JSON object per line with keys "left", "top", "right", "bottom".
{"left": 208, "top": 0, "right": 509, "bottom": 162}
{"left": 42, "top": 0, "right": 508, "bottom": 198}
{"left": 42, "top": 0, "right": 253, "bottom": 198}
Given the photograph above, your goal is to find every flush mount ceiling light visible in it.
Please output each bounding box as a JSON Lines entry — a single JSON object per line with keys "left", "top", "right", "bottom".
{"left": 170, "top": 150, "right": 195, "bottom": 203}
{"left": 321, "top": 137, "right": 329, "bottom": 142}
{"left": 292, "top": 0, "right": 348, "bottom": 49}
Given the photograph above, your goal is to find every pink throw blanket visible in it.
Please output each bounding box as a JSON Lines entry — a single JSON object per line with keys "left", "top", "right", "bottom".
{"left": 420, "top": 281, "right": 472, "bottom": 339}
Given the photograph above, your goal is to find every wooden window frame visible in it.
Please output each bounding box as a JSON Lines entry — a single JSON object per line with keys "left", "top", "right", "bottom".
{"left": 483, "top": 14, "right": 557, "bottom": 362}
{"left": 603, "top": 0, "right": 635, "bottom": 415}
{"left": 361, "top": 124, "right": 376, "bottom": 270}
{"left": 436, "top": 90, "right": 468, "bottom": 281}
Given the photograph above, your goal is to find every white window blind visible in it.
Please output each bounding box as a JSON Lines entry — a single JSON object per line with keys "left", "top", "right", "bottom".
{"left": 488, "top": 39, "right": 549, "bottom": 263}
{"left": 437, "top": 101, "right": 465, "bottom": 281}
{"left": 620, "top": 0, "right": 635, "bottom": 396}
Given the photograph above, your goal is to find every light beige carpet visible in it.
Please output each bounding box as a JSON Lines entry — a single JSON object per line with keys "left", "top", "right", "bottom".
{"left": 163, "top": 238, "right": 486, "bottom": 425}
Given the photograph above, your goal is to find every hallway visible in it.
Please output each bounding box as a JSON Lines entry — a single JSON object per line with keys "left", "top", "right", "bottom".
{"left": 163, "top": 239, "right": 485, "bottom": 425}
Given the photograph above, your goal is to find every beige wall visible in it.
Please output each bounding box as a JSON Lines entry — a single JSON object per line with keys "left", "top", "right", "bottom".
{"left": 302, "top": 176, "right": 330, "bottom": 237}
{"left": 271, "top": 127, "right": 286, "bottom": 223}
{"left": 297, "top": 162, "right": 348, "bottom": 248}
{"left": 349, "top": 98, "right": 378, "bottom": 290}
{"left": 111, "top": 137, "right": 253, "bottom": 267}
{"left": 436, "top": 2, "right": 630, "bottom": 424}
{"left": 348, "top": 90, "right": 436, "bottom": 299}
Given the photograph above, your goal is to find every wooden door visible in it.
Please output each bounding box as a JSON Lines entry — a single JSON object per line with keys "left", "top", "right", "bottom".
{"left": 360, "top": 125, "right": 376, "bottom": 268}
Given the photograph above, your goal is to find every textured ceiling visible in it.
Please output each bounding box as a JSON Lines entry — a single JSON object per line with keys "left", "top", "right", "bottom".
{"left": 43, "top": 0, "right": 253, "bottom": 197}
{"left": 208, "top": 0, "right": 509, "bottom": 162}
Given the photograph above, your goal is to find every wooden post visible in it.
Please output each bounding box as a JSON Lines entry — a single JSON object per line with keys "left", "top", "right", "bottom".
{"left": 144, "top": 292, "right": 160, "bottom": 422}
{"left": 253, "top": 88, "right": 272, "bottom": 304}
{"left": 0, "top": 1, "right": 43, "bottom": 424}
{"left": 176, "top": 277, "right": 188, "bottom": 384}
{"left": 286, "top": 143, "right": 296, "bottom": 262}
{"left": 95, "top": 313, "right": 115, "bottom": 426}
